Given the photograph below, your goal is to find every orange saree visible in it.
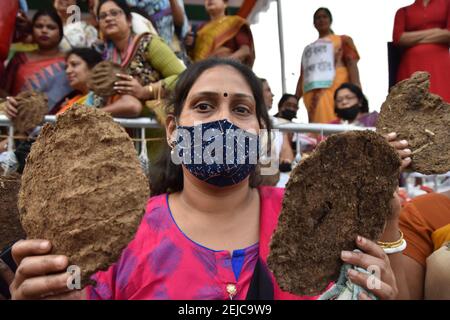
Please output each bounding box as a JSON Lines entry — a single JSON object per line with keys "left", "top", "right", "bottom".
{"left": 302, "top": 34, "right": 360, "bottom": 123}
{"left": 191, "top": 16, "right": 255, "bottom": 67}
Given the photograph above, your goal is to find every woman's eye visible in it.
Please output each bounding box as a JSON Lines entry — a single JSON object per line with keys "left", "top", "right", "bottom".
{"left": 194, "top": 103, "right": 213, "bottom": 112}
{"left": 234, "top": 105, "right": 250, "bottom": 115}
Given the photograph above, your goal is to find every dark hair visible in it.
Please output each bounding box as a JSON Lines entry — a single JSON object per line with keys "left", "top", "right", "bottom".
{"left": 150, "top": 58, "right": 272, "bottom": 196}
{"left": 277, "top": 94, "right": 298, "bottom": 110}
{"left": 66, "top": 48, "right": 103, "bottom": 69}
{"left": 31, "top": 9, "right": 64, "bottom": 43}
{"left": 334, "top": 83, "right": 369, "bottom": 113}
{"left": 97, "top": 0, "right": 132, "bottom": 21}
{"left": 314, "top": 7, "right": 333, "bottom": 23}
{"left": 313, "top": 7, "right": 334, "bottom": 34}
{"left": 128, "top": 6, "right": 153, "bottom": 23}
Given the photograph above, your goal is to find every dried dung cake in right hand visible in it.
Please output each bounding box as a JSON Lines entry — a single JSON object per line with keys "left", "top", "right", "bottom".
{"left": 376, "top": 71, "right": 450, "bottom": 174}
{"left": 18, "top": 105, "right": 150, "bottom": 287}
{"left": 267, "top": 130, "right": 401, "bottom": 297}
{"left": 0, "top": 173, "right": 25, "bottom": 250}
{"left": 88, "top": 61, "right": 124, "bottom": 97}
{"left": 13, "top": 91, "right": 48, "bottom": 133}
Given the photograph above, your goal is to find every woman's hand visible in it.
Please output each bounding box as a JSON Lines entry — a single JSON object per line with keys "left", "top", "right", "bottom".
{"left": 341, "top": 236, "right": 399, "bottom": 300}
{"left": 113, "top": 74, "right": 148, "bottom": 100}
{"left": 5, "top": 97, "right": 18, "bottom": 120}
{"left": 212, "top": 46, "right": 233, "bottom": 58}
{"left": 14, "top": 10, "right": 32, "bottom": 42}
{"left": 10, "top": 239, "right": 84, "bottom": 300}
{"left": 184, "top": 31, "right": 195, "bottom": 48}
{"left": 384, "top": 132, "right": 411, "bottom": 170}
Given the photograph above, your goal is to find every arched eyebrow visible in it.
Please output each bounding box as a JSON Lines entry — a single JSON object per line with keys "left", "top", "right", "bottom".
{"left": 189, "top": 91, "right": 255, "bottom": 102}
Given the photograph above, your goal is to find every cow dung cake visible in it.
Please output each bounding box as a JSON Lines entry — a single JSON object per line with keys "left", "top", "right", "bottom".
{"left": 267, "top": 130, "right": 401, "bottom": 296}
{"left": 18, "top": 105, "right": 150, "bottom": 286}
{"left": 376, "top": 71, "right": 450, "bottom": 174}
{"left": 13, "top": 91, "right": 48, "bottom": 133}
{"left": 88, "top": 61, "right": 124, "bottom": 97}
{"left": 0, "top": 173, "right": 26, "bottom": 251}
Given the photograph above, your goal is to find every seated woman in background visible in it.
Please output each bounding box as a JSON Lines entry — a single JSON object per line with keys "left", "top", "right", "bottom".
{"left": 89, "top": 0, "right": 159, "bottom": 38}
{"left": 0, "top": 8, "right": 72, "bottom": 113}
{"left": 56, "top": 48, "right": 103, "bottom": 114}
{"left": 331, "top": 83, "right": 378, "bottom": 127}
{"left": 187, "top": 0, "right": 255, "bottom": 67}
{"left": 1, "top": 9, "right": 73, "bottom": 169}
{"left": 95, "top": 0, "right": 185, "bottom": 162}
{"left": 97, "top": 0, "right": 185, "bottom": 103}
{"left": 273, "top": 93, "right": 318, "bottom": 159}
{"left": 4, "top": 47, "right": 142, "bottom": 173}
{"left": 57, "top": 47, "right": 142, "bottom": 117}
{"left": 274, "top": 94, "right": 299, "bottom": 122}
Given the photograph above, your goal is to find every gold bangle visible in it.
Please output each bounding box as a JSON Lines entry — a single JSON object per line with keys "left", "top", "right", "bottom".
{"left": 148, "top": 85, "right": 154, "bottom": 98}
{"left": 378, "top": 231, "right": 404, "bottom": 248}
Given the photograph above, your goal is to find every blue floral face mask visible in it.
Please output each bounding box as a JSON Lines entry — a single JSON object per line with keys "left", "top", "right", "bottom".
{"left": 172, "top": 119, "right": 259, "bottom": 187}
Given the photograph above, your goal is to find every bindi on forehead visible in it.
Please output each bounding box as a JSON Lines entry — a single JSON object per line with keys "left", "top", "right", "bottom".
{"left": 223, "top": 92, "right": 228, "bottom": 97}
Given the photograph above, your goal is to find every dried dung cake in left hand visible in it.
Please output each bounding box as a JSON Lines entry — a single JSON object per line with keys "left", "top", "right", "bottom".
{"left": 376, "top": 71, "right": 450, "bottom": 174}
{"left": 267, "top": 130, "right": 401, "bottom": 297}
{"left": 0, "top": 173, "right": 26, "bottom": 250}
{"left": 88, "top": 61, "right": 124, "bottom": 97}
{"left": 13, "top": 91, "right": 48, "bottom": 133}
{"left": 18, "top": 105, "right": 150, "bottom": 287}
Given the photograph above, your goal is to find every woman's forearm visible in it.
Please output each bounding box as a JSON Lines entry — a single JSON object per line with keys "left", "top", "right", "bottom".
{"left": 397, "top": 29, "right": 437, "bottom": 47}
{"left": 381, "top": 221, "right": 411, "bottom": 300}
{"left": 229, "top": 45, "right": 251, "bottom": 63}
{"left": 419, "top": 28, "right": 450, "bottom": 45}
{"left": 388, "top": 252, "right": 411, "bottom": 300}
{"left": 101, "top": 95, "right": 142, "bottom": 117}
{"left": 169, "top": 0, "right": 185, "bottom": 28}
{"left": 346, "top": 59, "right": 361, "bottom": 88}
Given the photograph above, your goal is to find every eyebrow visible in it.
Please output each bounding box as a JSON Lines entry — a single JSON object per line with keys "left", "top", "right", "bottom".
{"left": 189, "top": 91, "right": 255, "bottom": 102}
{"left": 35, "top": 22, "right": 57, "bottom": 27}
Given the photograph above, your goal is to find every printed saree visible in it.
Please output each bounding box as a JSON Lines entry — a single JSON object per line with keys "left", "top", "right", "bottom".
{"left": 191, "top": 15, "right": 255, "bottom": 67}
{"left": 1, "top": 52, "right": 72, "bottom": 112}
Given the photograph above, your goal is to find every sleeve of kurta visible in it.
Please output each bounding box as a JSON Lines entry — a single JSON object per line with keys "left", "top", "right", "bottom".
{"left": 145, "top": 36, "right": 186, "bottom": 90}
{"left": 399, "top": 202, "right": 432, "bottom": 268}
{"left": 392, "top": 8, "right": 406, "bottom": 44}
